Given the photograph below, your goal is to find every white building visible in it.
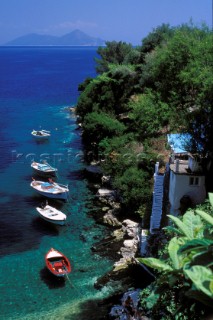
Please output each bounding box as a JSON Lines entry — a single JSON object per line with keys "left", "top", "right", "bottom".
{"left": 169, "top": 156, "right": 206, "bottom": 216}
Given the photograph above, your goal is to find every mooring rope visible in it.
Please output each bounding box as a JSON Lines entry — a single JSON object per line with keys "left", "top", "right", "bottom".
{"left": 65, "top": 274, "right": 84, "bottom": 297}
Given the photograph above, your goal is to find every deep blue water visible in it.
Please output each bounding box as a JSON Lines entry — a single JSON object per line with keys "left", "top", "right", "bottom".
{"left": 0, "top": 47, "right": 113, "bottom": 320}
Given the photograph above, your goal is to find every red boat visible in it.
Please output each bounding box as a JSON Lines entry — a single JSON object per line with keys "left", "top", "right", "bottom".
{"left": 45, "top": 248, "right": 71, "bottom": 277}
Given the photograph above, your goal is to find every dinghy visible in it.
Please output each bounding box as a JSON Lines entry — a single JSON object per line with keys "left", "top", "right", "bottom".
{"left": 36, "top": 204, "right": 67, "bottom": 225}
{"left": 45, "top": 248, "right": 71, "bottom": 277}
{"left": 31, "top": 129, "right": 51, "bottom": 139}
{"left": 31, "top": 179, "right": 69, "bottom": 201}
{"left": 31, "top": 161, "right": 58, "bottom": 177}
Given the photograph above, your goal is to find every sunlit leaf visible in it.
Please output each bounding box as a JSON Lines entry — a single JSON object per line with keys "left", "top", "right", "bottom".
{"left": 209, "top": 193, "right": 213, "bottom": 208}
{"left": 168, "top": 237, "right": 180, "bottom": 269}
{"left": 138, "top": 257, "right": 173, "bottom": 272}
{"left": 168, "top": 215, "right": 193, "bottom": 239}
{"left": 184, "top": 265, "right": 213, "bottom": 298}
{"left": 196, "top": 210, "right": 213, "bottom": 226}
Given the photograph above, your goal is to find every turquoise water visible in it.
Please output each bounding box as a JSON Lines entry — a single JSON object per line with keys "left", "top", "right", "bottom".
{"left": 0, "top": 47, "right": 113, "bottom": 319}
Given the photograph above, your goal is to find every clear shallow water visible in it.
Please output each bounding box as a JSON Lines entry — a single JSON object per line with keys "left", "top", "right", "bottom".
{"left": 0, "top": 47, "right": 113, "bottom": 319}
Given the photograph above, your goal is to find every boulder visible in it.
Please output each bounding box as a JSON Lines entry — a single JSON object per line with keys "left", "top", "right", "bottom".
{"left": 103, "top": 210, "right": 122, "bottom": 227}
{"left": 123, "top": 239, "right": 138, "bottom": 249}
{"left": 97, "top": 188, "right": 116, "bottom": 197}
{"left": 122, "top": 219, "right": 139, "bottom": 239}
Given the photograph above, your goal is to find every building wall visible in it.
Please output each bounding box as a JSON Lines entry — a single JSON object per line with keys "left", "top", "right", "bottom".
{"left": 169, "top": 171, "right": 206, "bottom": 215}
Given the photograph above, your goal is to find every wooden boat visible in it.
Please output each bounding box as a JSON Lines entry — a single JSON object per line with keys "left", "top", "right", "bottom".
{"left": 36, "top": 204, "right": 67, "bottom": 225}
{"left": 45, "top": 248, "right": 71, "bottom": 277}
{"left": 31, "top": 129, "right": 51, "bottom": 139}
{"left": 31, "top": 161, "right": 58, "bottom": 176}
{"left": 31, "top": 179, "right": 69, "bottom": 201}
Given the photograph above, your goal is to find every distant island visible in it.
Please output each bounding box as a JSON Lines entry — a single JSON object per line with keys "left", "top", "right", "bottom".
{"left": 3, "top": 29, "right": 105, "bottom": 46}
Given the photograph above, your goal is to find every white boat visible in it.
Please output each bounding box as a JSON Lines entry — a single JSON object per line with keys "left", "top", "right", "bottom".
{"left": 31, "top": 129, "right": 51, "bottom": 139}
{"left": 31, "top": 179, "right": 69, "bottom": 201}
{"left": 31, "top": 161, "right": 58, "bottom": 176}
{"left": 36, "top": 204, "right": 67, "bottom": 225}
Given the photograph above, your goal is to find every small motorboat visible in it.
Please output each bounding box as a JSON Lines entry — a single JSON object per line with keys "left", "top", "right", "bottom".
{"left": 31, "top": 129, "right": 51, "bottom": 139}
{"left": 36, "top": 204, "right": 67, "bottom": 225}
{"left": 31, "top": 179, "right": 69, "bottom": 201}
{"left": 31, "top": 161, "right": 58, "bottom": 176}
{"left": 45, "top": 248, "right": 71, "bottom": 277}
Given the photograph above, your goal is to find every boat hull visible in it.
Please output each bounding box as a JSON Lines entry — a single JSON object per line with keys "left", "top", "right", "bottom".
{"left": 41, "top": 217, "right": 65, "bottom": 225}
{"left": 45, "top": 248, "right": 71, "bottom": 277}
{"left": 36, "top": 206, "right": 67, "bottom": 225}
{"left": 34, "top": 189, "right": 69, "bottom": 200}
{"left": 31, "top": 130, "right": 51, "bottom": 139}
{"left": 31, "top": 162, "right": 57, "bottom": 177}
{"left": 31, "top": 181, "right": 69, "bottom": 201}
{"left": 32, "top": 168, "right": 57, "bottom": 177}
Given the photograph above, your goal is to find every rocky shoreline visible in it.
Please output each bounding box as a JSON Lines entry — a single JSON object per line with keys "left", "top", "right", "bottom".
{"left": 80, "top": 164, "right": 154, "bottom": 319}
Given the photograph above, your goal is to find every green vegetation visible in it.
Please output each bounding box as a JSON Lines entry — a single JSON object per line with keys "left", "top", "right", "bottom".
{"left": 76, "top": 22, "right": 213, "bottom": 223}
{"left": 76, "top": 21, "right": 213, "bottom": 319}
{"left": 138, "top": 194, "right": 213, "bottom": 319}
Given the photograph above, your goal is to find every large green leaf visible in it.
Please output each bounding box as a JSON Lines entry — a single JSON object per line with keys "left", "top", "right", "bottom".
{"left": 196, "top": 209, "right": 213, "bottom": 226}
{"left": 178, "top": 238, "right": 213, "bottom": 254}
{"left": 209, "top": 193, "right": 213, "bottom": 208}
{"left": 138, "top": 257, "right": 173, "bottom": 272}
{"left": 183, "top": 210, "right": 203, "bottom": 238}
{"left": 184, "top": 265, "right": 213, "bottom": 298}
{"left": 168, "top": 237, "right": 181, "bottom": 269}
{"left": 163, "top": 225, "right": 183, "bottom": 236}
{"left": 168, "top": 215, "right": 193, "bottom": 239}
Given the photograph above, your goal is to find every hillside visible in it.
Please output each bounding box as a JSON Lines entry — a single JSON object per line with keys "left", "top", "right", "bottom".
{"left": 4, "top": 29, "right": 105, "bottom": 46}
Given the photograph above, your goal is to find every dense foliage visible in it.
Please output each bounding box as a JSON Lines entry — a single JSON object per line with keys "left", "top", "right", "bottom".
{"left": 138, "top": 194, "right": 213, "bottom": 319}
{"left": 76, "top": 22, "right": 213, "bottom": 221}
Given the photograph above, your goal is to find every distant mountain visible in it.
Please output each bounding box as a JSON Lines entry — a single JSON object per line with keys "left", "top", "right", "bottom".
{"left": 4, "top": 30, "right": 105, "bottom": 46}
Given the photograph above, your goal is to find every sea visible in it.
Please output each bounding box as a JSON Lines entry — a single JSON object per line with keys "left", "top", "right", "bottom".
{"left": 0, "top": 46, "right": 113, "bottom": 320}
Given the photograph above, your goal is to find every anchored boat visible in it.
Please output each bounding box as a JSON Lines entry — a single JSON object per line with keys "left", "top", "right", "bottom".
{"left": 31, "top": 161, "right": 58, "bottom": 177}
{"left": 45, "top": 248, "right": 71, "bottom": 277}
{"left": 31, "top": 179, "right": 69, "bottom": 201}
{"left": 31, "top": 129, "right": 51, "bottom": 139}
{"left": 36, "top": 204, "right": 67, "bottom": 225}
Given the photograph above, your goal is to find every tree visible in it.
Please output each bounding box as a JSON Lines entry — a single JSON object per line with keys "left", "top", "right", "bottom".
{"left": 113, "top": 167, "right": 151, "bottom": 213}
{"left": 82, "top": 111, "right": 126, "bottom": 145}
{"left": 128, "top": 90, "right": 171, "bottom": 139}
{"left": 139, "top": 23, "right": 174, "bottom": 62}
{"left": 95, "top": 41, "right": 134, "bottom": 73}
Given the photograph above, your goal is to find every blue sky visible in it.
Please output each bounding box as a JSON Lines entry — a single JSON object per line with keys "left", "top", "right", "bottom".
{"left": 0, "top": 0, "right": 212, "bottom": 45}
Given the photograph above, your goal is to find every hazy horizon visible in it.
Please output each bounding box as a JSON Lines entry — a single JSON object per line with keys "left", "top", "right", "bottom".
{"left": 0, "top": 0, "right": 212, "bottom": 46}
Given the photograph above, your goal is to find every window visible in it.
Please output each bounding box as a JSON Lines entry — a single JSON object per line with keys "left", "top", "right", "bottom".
{"left": 189, "top": 177, "right": 199, "bottom": 186}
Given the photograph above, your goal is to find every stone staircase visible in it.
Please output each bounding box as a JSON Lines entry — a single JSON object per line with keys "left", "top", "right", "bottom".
{"left": 150, "top": 162, "right": 164, "bottom": 233}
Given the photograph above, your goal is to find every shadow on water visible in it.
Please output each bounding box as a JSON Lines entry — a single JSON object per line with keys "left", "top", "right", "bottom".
{"left": 66, "top": 169, "right": 85, "bottom": 181}
{"left": 31, "top": 217, "right": 59, "bottom": 236}
{"left": 0, "top": 195, "right": 59, "bottom": 257}
{"left": 24, "top": 174, "right": 58, "bottom": 183}
{"left": 40, "top": 267, "right": 66, "bottom": 289}
{"left": 24, "top": 194, "right": 67, "bottom": 210}
{"left": 69, "top": 265, "right": 154, "bottom": 320}
{"left": 31, "top": 139, "right": 50, "bottom": 145}
{"left": 24, "top": 193, "right": 67, "bottom": 209}
{"left": 67, "top": 295, "right": 123, "bottom": 320}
